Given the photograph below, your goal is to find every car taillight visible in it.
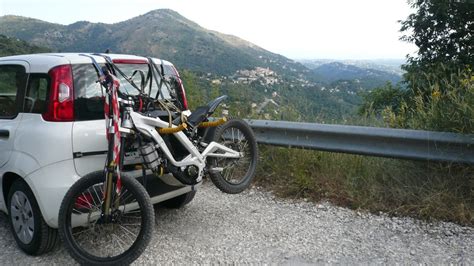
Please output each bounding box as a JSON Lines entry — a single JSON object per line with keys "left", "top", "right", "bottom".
{"left": 43, "top": 64, "right": 74, "bottom": 121}
{"left": 171, "top": 66, "right": 188, "bottom": 110}
{"left": 177, "top": 78, "right": 188, "bottom": 110}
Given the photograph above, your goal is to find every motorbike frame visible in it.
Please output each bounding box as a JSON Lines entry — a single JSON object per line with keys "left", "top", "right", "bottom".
{"left": 128, "top": 108, "right": 242, "bottom": 183}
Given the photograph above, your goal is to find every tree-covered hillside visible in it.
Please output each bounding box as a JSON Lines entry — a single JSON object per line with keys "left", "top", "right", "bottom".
{"left": 299, "top": 61, "right": 403, "bottom": 90}
{"left": 0, "top": 34, "right": 50, "bottom": 56}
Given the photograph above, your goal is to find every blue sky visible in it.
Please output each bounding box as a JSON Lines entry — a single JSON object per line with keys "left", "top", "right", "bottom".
{"left": 0, "top": 0, "right": 416, "bottom": 60}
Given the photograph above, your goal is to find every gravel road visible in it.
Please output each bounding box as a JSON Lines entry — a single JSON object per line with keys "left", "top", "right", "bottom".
{"left": 0, "top": 180, "right": 472, "bottom": 264}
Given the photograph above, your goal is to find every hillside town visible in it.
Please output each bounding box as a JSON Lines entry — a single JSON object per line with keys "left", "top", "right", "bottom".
{"left": 233, "top": 67, "right": 280, "bottom": 85}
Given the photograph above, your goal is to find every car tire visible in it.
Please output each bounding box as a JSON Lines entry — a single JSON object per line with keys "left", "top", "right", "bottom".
{"left": 7, "top": 179, "right": 58, "bottom": 255}
{"left": 159, "top": 190, "right": 196, "bottom": 209}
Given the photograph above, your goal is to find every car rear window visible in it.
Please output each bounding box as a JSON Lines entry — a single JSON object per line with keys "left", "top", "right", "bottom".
{"left": 73, "top": 63, "right": 171, "bottom": 121}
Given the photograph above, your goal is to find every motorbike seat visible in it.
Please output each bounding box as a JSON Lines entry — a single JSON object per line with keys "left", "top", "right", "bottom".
{"left": 187, "top": 106, "right": 210, "bottom": 127}
{"left": 186, "top": 95, "right": 228, "bottom": 128}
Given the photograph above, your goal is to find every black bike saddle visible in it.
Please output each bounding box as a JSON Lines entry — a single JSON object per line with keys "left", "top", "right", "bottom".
{"left": 186, "top": 95, "right": 228, "bottom": 127}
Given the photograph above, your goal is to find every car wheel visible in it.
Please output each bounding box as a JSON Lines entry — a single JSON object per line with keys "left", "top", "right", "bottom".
{"left": 159, "top": 190, "right": 196, "bottom": 209}
{"left": 7, "top": 179, "right": 58, "bottom": 255}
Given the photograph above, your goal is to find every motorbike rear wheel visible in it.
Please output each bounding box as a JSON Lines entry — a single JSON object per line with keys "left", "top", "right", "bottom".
{"left": 208, "top": 118, "right": 258, "bottom": 194}
{"left": 58, "top": 171, "right": 154, "bottom": 265}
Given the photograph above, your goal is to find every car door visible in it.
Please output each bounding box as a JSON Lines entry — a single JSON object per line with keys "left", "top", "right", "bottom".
{"left": 0, "top": 61, "right": 29, "bottom": 168}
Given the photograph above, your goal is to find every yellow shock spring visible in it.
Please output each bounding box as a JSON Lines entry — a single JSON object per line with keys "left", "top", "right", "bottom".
{"left": 157, "top": 123, "right": 188, "bottom": 134}
{"left": 198, "top": 117, "right": 227, "bottom": 128}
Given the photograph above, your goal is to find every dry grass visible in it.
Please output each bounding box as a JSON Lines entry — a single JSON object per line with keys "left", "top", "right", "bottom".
{"left": 255, "top": 145, "right": 473, "bottom": 226}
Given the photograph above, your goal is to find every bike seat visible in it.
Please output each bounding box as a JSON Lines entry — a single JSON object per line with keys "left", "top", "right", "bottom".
{"left": 186, "top": 95, "right": 228, "bottom": 128}
{"left": 187, "top": 106, "right": 210, "bottom": 127}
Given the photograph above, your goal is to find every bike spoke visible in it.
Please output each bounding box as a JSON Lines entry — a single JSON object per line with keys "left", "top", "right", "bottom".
{"left": 113, "top": 233, "right": 126, "bottom": 252}
{"left": 215, "top": 127, "right": 253, "bottom": 184}
{"left": 72, "top": 227, "right": 93, "bottom": 237}
{"left": 118, "top": 224, "right": 138, "bottom": 239}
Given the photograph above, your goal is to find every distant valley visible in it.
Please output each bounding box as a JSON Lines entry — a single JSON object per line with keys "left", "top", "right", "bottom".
{"left": 299, "top": 59, "right": 404, "bottom": 89}
{"left": 298, "top": 59, "right": 404, "bottom": 76}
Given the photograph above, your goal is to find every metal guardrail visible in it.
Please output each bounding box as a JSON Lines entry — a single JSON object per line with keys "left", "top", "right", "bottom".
{"left": 245, "top": 119, "right": 474, "bottom": 164}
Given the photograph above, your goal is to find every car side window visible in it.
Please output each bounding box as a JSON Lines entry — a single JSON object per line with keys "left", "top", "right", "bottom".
{"left": 0, "top": 65, "right": 27, "bottom": 118}
{"left": 73, "top": 64, "right": 105, "bottom": 121}
{"left": 24, "top": 74, "right": 49, "bottom": 114}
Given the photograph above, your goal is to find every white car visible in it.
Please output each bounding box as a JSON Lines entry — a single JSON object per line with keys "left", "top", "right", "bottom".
{"left": 0, "top": 53, "right": 198, "bottom": 255}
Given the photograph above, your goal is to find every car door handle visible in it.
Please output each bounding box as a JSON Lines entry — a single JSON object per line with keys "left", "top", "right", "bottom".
{"left": 0, "top": 129, "right": 9, "bottom": 139}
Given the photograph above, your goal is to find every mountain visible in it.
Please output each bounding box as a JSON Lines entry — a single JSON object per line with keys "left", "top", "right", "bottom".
{"left": 299, "top": 59, "right": 405, "bottom": 75}
{"left": 0, "top": 34, "right": 50, "bottom": 56}
{"left": 300, "top": 61, "right": 402, "bottom": 89}
{"left": 344, "top": 59, "right": 405, "bottom": 76}
{"left": 0, "top": 10, "right": 365, "bottom": 122}
{"left": 0, "top": 10, "right": 310, "bottom": 78}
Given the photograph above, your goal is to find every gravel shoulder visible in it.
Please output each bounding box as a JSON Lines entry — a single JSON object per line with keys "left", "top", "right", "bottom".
{"left": 0, "top": 180, "right": 472, "bottom": 264}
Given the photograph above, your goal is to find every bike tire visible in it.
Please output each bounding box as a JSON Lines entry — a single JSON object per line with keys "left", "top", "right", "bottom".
{"left": 208, "top": 118, "right": 258, "bottom": 194}
{"left": 58, "top": 171, "right": 154, "bottom": 265}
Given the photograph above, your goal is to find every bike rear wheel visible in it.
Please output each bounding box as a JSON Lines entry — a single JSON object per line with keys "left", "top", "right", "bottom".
{"left": 208, "top": 118, "right": 258, "bottom": 194}
{"left": 58, "top": 171, "right": 154, "bottom": 265}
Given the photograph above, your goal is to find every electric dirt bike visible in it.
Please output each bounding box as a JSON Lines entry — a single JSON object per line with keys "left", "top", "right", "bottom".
{"left": 57, "top": 54, "right": 258, "bottom": 265}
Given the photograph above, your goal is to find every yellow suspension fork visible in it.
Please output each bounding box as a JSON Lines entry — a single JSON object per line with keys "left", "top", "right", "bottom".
{"left": 103, "top": 169, "right": 114, "bottom": 217}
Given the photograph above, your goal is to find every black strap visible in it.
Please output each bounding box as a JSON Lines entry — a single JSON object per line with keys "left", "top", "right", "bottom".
{"left": 145, "top": 67, "right": 153, "bottom": 96}
{"left": 147, "top": 57, "right": 167, "bottom": 100}
{"left": 130, "top": 69, "right": 147, "bottom": 93}
{"left": 92, "top": 53, "right": 142, "bottom": 93}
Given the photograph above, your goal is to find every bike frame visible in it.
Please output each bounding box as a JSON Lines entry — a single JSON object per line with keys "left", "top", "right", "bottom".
{"left": 128, "top": 108, "right": 242, "bottom": 183}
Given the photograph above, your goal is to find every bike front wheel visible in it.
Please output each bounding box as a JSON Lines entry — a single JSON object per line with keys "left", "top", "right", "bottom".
{"left": 58, "top": 171, "right": 154, "bottom": 265}
{"left": 208, "top": 118, "right": 258, "bottom": 194}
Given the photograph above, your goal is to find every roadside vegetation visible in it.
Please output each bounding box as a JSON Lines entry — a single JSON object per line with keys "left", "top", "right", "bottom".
{"left": 255, "top": 147, "right": 473, "bottom": 225}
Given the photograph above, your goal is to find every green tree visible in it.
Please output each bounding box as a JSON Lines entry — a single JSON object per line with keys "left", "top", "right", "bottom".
{"left": 400, "top": 0, "right": 473, "bottom": 92}
{"left": 180, "top": 70, "right": 206, "bottom": 110}
{"left": 360, "top": 0, "right": 474, "bottom": 133}
{"left": 400, "top": 0, "right": 473, "bottom": 66}
{"left": 0, "top": 34, "right": 50, "bottom": 56}
{"left": 358, "top": 83, "right": 408, "bottom": 116}
{"left": 209, "top": 83, "right": 220, "bottom": 100}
